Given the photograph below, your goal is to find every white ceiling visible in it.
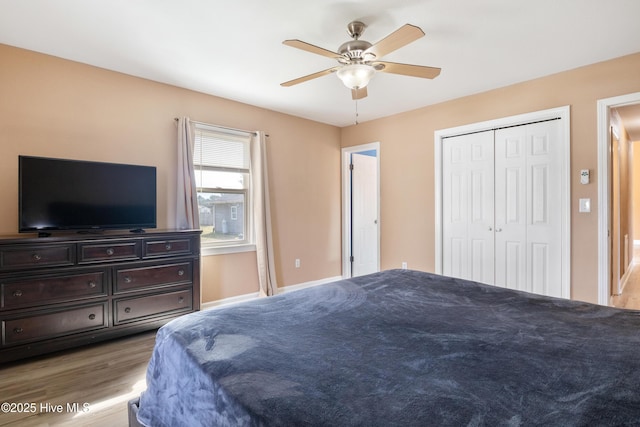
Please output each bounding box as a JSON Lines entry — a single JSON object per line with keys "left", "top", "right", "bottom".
{"left": 1, "top": 0, "right": 640, "bottom": 128}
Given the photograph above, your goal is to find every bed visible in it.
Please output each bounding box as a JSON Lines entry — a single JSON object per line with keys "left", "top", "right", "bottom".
{"left": 131, "top": 269, "right": 640, "bottom": 426}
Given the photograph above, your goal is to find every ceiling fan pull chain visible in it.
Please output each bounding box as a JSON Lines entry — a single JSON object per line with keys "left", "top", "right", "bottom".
{"left": 355, "top": 99, "right": 359, "bottom": 125}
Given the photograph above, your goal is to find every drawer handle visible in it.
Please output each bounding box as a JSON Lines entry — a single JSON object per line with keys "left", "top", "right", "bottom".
{"left": 32, "top": 254, "right": 42, "bottom": 261}
{"left": 124, "top": 307, "right": 131, "bottom": 313}
{"left": 124, "top": 276, "right": 132, "bottom": 284}
{"left": 178, "top": 297, "right": 184, "bottom": 304}
{"left": 165, "top": 243, "right": 172, "bottom": 251}
{"left": 13, "top": 290, "right": 23, "bottom": 297}
{"left": 177, "top": 269, "right": 185, "bottom": 276}
{"left": 89, "top": 314, "right": 96, "bottom": 320}
{"left": 106, "top": 248, "right": 115, "bottom": 256}
{"left": 88, "top": 281, "right": 97, "bottom": 288}
{"left": 13, "top": 327, "right": 23, "bottom": 334}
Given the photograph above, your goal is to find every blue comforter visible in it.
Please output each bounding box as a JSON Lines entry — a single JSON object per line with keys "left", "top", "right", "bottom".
{"left": 137, "top": 270, "right": 640, "bottom": 426}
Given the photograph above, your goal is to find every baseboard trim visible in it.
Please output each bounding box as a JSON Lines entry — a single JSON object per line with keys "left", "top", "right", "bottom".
{"left": 276, "top": 276, "right": 344, "bottom": 294}
{"left": 619, "top": 259, "right": 638, "bottom": 295}
{"left": 201, "top": 292, "right": 260, "bottom": 311}
{"left": 201, "top": 275, "right": 344, "bottom": 311}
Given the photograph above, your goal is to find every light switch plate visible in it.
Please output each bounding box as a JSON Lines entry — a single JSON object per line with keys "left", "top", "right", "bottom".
{"left": 579, "top": 198, "right": 591, "bottom": 213}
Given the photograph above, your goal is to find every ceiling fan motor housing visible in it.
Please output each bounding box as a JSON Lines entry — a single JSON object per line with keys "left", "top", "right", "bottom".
{"left": 338, "top": 39, "right": 374, "bottom": 63}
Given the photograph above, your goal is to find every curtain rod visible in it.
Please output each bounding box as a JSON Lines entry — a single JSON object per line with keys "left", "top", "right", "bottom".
{"left": 174, "top": 117, "right": 268, "bottom": 137}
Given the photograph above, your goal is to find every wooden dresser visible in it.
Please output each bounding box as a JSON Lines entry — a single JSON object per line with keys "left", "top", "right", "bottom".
{"left": 0, "top": 229, "right": 201, "bottom": 363}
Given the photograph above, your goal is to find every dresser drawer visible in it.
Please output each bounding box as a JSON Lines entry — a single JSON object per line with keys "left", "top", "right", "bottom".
{"left": 114, "top": 262, "right": 192, "bottom": 293}
{"left": 78, "top": 240, "right": 141, "bottom": 263}
{"left": 144, "top": 238, "right": 194, "bottom": 258}
{"left": 2, "top": 303, "right": 107, "bottom": 346}
{"left": 114, "top": 289, "right": 192, "bottom": 324}
{"left": 0, "top": 244, "right": 74, "bottom": 270}
{"left": 1, "top": 270, "right": 106, "bottom": 310}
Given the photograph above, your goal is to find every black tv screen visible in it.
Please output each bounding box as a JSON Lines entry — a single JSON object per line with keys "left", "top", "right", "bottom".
{"left": 19, "top": 156, "right": 157, "bottom": 233}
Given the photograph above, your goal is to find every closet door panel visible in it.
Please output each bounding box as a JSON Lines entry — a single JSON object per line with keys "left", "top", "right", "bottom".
{"left": 531, "top": 242, "right": 550, "bottom": 295}
{"left": 442, "top": 138, "right": 469, "bottom": 279}
{"left": 495, "top": 128, "right": 527, "bottom": 289}
{"left": 526, "top": 121, "right": 563, "bottom": 297}
{"left": 501, "top": 240, "right": 524, "bottom": 290}
{"left": 442, "top": 131, "right": 494, "bottom": 283}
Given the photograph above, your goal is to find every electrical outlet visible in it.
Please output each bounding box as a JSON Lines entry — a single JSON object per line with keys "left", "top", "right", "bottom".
{"left": 402, "top": 262, "right": 408, "bottom": 270}
{"left": 295, "top": 258, "right": 300, "bottom": 268}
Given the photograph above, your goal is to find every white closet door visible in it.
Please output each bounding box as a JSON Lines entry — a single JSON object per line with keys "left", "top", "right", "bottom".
{"left": 494, "top": 120, "right": 563, "bottom": 297}
{"left": 442, "top": 131, "right": 494, "bottom": 283}
{"left": 494, "top": 126, "right": 528, "bottom": 290}
{"left": 351, "top": 153, "right": 379, "bottom": 277}
{"left": 526, "top": 120, "right": 563, "bottom": 297}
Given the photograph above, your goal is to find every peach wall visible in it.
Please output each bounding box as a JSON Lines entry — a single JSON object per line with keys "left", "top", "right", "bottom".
{"left": 0, "top": 44, "right": 342, "bottom": 302}
{"left": 634, "top": 141, "right": 640, "bottom": 242}
{"left": 341, "top": 52, "right": 640, "bottom": 304}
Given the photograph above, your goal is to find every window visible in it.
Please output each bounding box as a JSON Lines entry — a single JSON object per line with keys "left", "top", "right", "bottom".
{"left": 193, "top": 124, "right": 252, "bottom": 248}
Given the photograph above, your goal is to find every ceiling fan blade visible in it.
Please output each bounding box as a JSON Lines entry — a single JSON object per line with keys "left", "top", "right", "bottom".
{"left": 281, "top": 67, "right": 339, "bottom": 87}
{"left": 365, "top": 24, "right": 424, "bottom": 59}
{"left": 283, "top": 39, "right": 340, "bottom": 59}
{"left": 351, "top": 87, "right": 368, "bottom": 100}
{"left": 375, "top": 61, "right": 441, "bottom": 79}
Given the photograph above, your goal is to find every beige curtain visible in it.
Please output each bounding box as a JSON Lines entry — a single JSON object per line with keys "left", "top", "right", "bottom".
{"left": 176, "top": 117, "right": 199, "bottom": 230}
{"left": 251, "top": 131, "right": 277, "bottom": 296}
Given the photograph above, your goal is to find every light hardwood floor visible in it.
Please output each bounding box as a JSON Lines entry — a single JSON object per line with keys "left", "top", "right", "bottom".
{"left": 611, "top": 267, "right": 640, "bottom": 310}
{"left": 611, "top": 244, "right": 640, "bottom": 310}
{"left": 0, "top": 331, "right": 156, "bottom": 427}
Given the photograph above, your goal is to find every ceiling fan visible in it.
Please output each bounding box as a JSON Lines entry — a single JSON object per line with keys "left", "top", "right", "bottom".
{"left": 281, "top": 21, "right": 441, "bottom": 100}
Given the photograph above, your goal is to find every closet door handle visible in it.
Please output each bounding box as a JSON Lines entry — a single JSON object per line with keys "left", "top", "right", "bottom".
{"left": 488, "top": 227, "right": 493, "bottom": 231}
{"left": 496, "top": 228, "right": 503, "bottom": 232}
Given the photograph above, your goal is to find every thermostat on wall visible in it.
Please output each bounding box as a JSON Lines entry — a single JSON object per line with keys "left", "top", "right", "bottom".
{"left": 580, "top": 169, "right": 590, "bottom": 184}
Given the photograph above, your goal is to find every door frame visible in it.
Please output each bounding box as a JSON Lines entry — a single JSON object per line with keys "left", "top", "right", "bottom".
{"left": 434, "top": 106, "right": 571, "bottom": 298}
{"left": 597, "top": 92, "right": 640, "bottom": 305}
{"left": 342, "top": 142, "right": 380, "bottom": 278}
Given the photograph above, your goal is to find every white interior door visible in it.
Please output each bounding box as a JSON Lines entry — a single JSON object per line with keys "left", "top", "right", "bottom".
{"left": 494, "top": 126, "right": 528, "bottom": 290}
{"left": 525, "top": 120, "right": 563, "bottom": 297}
{"left": 442, "top": 119, "right": 564, "bottom": 298}
{"left": 442, "top": 131, "right": 495, "bottom": 283}
{"left": 494, "top": 121, "right": 563, "bottom": 297}
{"left": 352, "top": 153, "right": 378, "bottom": 277}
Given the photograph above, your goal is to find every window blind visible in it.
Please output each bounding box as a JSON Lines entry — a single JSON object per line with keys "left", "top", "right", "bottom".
{"left": 193, "top": 127, "right": 251, "bottom": 173}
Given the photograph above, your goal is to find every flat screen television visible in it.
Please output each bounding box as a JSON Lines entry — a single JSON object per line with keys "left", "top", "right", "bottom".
{"left": 19, "top": 156, "right": 157, "bottom": 233}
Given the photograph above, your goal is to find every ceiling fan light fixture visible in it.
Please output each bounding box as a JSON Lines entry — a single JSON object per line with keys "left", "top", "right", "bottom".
{"left": 336, "top": 63, "right": 375, "bottom": 89}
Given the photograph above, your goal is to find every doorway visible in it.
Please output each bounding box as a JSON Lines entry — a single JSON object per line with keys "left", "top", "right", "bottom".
{"left": 342, "top": 142, "right": 380, "bottom": 278}
{"left": 597, "top": 92, "right": 640, "bottom": 305}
